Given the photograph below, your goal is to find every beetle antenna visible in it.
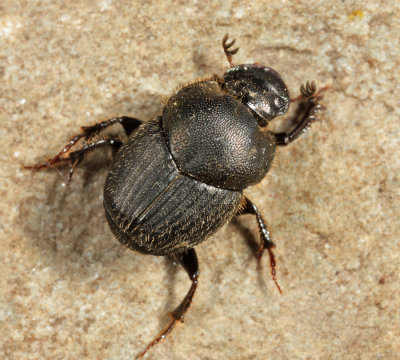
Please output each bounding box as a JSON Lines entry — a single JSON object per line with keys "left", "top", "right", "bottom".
{"left": 222, "top": 33, "right": 239, "bottom": 67}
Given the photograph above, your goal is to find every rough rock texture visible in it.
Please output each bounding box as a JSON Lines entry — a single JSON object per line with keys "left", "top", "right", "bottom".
{"left": 1, "top": 1, "right": 399, "bottom": 359}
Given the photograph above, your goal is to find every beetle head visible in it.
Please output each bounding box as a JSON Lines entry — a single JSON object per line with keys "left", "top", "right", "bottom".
{"left": 224, "top": 64, "right": 290, "bottom": 124}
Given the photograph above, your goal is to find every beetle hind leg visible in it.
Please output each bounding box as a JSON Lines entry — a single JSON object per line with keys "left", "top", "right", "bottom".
{"left": 237, "top": 197, "right": 282, "bottom": 294}
{"left": 58, "top": 138, "right": 123, "bottom": 182}
{"left": 25, "top": 137, "right": 123, "bottom": 183}
{"left": 81, "top": 116, "right": 143, "bottom": 138}
{"left": 25, "top": 116, "right": 143, "bottom": 181}
{"left": 137, "top": 248, "right": 199, "bottom": 359}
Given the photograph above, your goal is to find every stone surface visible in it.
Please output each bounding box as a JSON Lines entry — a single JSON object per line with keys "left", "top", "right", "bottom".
{"left": 1, "top": 1, "right": 399, "bottom": 359}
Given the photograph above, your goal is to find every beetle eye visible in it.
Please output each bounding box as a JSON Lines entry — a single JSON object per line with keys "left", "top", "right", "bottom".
{"left": 274, "top": 97, "right": 281, "bottom": 107}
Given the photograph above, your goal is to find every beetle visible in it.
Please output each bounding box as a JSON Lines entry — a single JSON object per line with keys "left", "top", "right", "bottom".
{"left": 26, "top": 34, "right": 325, "bottom": 358}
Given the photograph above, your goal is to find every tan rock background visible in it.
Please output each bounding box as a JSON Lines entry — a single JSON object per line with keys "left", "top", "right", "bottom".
{"left": 1, "top": 1, "right": 399, "bottom": 359}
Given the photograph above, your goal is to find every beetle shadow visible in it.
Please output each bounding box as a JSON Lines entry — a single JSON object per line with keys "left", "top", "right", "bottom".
{"left": 163, "top": 256, "right": 181, "bottom": 315}
{"left": 230, "top": 217, "right": 259, "bottom": 258}
{"left": 20, "top": 91, "right": 162, "bottom": 273}
{"left": 80, "top": 150, "right": 115, "bottom": 187}
{"left": 230, "top": 217, "right": 268, "bottom": 289}
{"left": 19, "top": 165, "right": 116, "bottom": 268}
{"left": 192, "top": 46, "right": 213, "bottom": 74}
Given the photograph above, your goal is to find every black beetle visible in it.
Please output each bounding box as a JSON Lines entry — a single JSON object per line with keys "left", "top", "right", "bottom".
{"left": 26, "top": 34, "right": 325, "bottom": 358}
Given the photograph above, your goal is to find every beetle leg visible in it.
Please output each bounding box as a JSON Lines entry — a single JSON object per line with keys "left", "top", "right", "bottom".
{"left": 137, "top": 249, "right": 199, "bottom": 359}
{"left": 222, "top": 33, "right": 239, "bottom": 67}
{"left": 80, "top": 116, "right": 143, "bottom": 138}
{"left": 238, "top": 197, "right": 282, "bottom": 294}
{"left": 65, "top": 138, "right": 123, "bottom": 182}
{"left": 273, "top": 84, "right": 327, "bottom": 146}
{"left": 31, "top": 117, "right": 140, "bottom": 166}
{"left": 25, "top": 117, "right": 142, "bottom": 176}
{"left": 26, "top": 138, "right": 122, "bottom": 183}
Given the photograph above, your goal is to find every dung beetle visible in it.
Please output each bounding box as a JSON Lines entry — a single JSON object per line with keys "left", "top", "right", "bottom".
{"left": 26, "top": 34, "right": 325, "bottom": 358}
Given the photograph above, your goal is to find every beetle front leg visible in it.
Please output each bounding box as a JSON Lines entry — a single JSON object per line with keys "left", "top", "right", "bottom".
{"left": 273, "top": 82, "right": 326, "bottom": 146}
{"left": 137, "top": 248, "right": 199, "bottom": 359}
{"left": 238, "top": 197, "right": 282, "bottom": 294}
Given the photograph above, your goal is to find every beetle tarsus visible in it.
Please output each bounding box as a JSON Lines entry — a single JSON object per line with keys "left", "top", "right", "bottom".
{"left": 290, "top": 80, "right": 317, "bottom": 103}
{"left": 136, "top": 315, "right": 178, "bottom": 359}
{"left": 264, "top": 247, "right": 282, "bottom": 294}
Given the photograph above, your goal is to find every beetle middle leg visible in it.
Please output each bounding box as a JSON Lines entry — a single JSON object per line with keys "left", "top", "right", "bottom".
{"left": 137, "top": 248, "right": 199, "bottom": 359}
{"left": 237, "top": 196, "right": 282, "bottom": 294}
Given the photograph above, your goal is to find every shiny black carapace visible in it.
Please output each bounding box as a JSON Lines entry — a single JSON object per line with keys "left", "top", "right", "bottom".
{"left": 26, "top": 34, "right": 325, "bottom": 359}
